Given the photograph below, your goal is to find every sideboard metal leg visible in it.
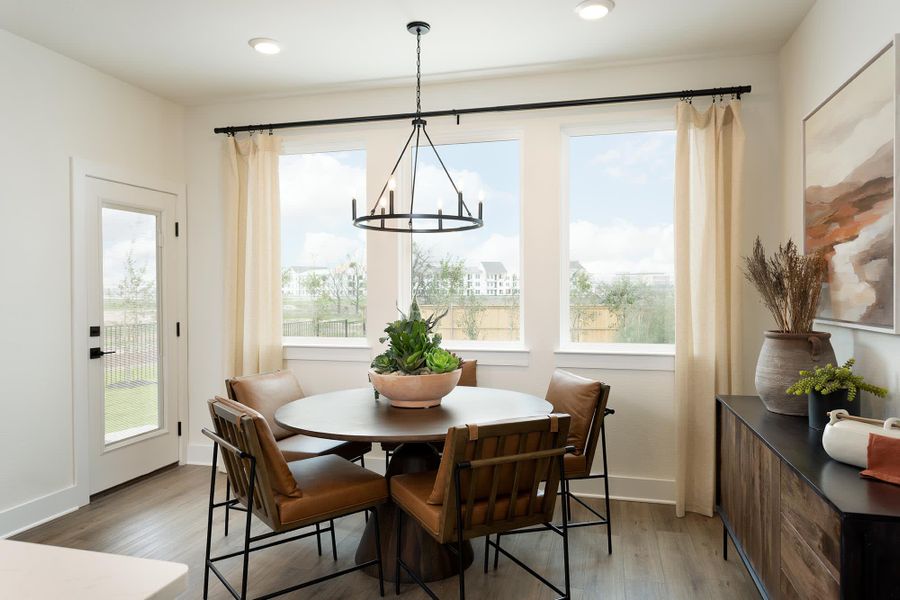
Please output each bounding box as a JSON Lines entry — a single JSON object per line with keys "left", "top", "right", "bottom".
{"left": 722, "top": 522, "right": 728, "bottom": 561}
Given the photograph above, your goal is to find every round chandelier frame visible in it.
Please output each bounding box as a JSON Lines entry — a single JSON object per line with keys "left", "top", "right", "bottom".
{"left": 351, "top": 22, "right": 483, "bottom": 234}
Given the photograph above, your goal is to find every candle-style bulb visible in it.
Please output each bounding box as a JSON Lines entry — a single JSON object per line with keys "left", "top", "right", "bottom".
{"left": 478, "top": 190, "right": 486, "bottom": 202}
{"left": 388, "top": 177, "right": 396, "bottom": 191}
{"left": 437, "top": 197, "right": 443, "bottom": 211}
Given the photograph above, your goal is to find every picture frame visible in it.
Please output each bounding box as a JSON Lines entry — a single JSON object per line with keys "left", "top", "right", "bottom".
{"left": 803, "top": 37, "right": 900, "bottom": 334}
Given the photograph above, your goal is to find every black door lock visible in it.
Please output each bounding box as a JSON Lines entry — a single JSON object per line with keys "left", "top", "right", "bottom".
{"left": 90, "top": 347, "right": 116, "bottom": 359}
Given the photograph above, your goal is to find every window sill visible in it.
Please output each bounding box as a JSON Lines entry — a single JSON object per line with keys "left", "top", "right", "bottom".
{"left": 442, "top": 342, "right": 530, "bottom": 367}
{"left": 554, "top": 344, "right": 675, "bottom": 372}
{"left": 283, "top": 338, "right": 371, "bottom": 363}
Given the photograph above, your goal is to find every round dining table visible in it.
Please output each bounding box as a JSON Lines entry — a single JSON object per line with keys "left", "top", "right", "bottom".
{"left": 274, "top": 385, "right": 552, "bottom": 583}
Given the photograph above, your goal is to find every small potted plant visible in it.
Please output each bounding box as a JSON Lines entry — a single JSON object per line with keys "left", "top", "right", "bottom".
{"left": 369, "top": 300, "right": 462, "bottom": 408}
{"left": 787, "top": 359, "right": 888, "bottom": 430}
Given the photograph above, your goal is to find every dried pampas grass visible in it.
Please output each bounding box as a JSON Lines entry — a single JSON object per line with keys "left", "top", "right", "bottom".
{"left": 742, "top": 237, "right": 828, "bottom": 333}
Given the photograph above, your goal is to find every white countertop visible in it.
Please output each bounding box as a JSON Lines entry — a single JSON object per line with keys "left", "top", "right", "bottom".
{"left": 0, "top": 540, "right": 188, "bottom": 599}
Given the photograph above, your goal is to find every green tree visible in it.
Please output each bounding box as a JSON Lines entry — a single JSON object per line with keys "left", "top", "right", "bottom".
{"left": 346, "top": 259, "right": 367, "bottom": 316}
{"left": 117, "top": 246, "right": 155, "bottom": 326}
{"left": 569, "top": 269, "right": 598, "bottom": 342}
{"left": 597, "top": 276, "right": 674, "bottom": 343}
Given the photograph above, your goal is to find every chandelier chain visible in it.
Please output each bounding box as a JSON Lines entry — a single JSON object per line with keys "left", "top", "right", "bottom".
{"left": 416, "top": 30, "right": 422, "bottom": 114}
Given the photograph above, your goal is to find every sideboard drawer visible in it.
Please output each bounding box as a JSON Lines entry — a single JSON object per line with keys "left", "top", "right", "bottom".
{"left": 780, "top": 463, "right": 840, "bottom": 588}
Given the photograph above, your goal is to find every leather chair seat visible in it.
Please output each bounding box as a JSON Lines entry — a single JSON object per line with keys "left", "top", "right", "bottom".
{"left": 276, "top": 434, "right": 371, "bottom": 463}
{"left": 276, "top": 455, "right": 388, "bottom": 528}
{"left": 564, "top": 453, "right": 589, "bottom": 479}
{"left": 390, "top": 470, "right": 543, "bottom": 543}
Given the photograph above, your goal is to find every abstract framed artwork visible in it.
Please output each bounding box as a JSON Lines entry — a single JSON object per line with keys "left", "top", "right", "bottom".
{"left": 804, "top": 39, "right": 899, "bottom": 334}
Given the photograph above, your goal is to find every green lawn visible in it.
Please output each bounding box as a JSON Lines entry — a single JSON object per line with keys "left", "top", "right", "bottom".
{"left": 104, "top": 364, "right": 159, "bottom": 439}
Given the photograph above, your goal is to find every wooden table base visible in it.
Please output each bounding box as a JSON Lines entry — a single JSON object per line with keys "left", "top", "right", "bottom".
{"left": 355, "top": 443, "right": 474, "bottom": 582}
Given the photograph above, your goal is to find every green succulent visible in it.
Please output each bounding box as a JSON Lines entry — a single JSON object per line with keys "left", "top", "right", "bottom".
{"left": 425, "top": 348, "right": 461, "bottom": 374}
{"left": 786, "top": 358, "right": 888, "bottom": 401}
{"left": 370, "top": 300, "right": 456, "bottom": 375}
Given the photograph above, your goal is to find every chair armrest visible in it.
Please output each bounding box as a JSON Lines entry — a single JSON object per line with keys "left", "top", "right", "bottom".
{"left": 201, "top": 428, "right": 248, "bottom": 458}
{"left": 459, "top": 446, "right": 568, "bottom": 470}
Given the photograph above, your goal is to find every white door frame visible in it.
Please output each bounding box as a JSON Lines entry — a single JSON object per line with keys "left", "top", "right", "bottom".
{"left": 71, "top": 158, "right": 187, "bottom": 506}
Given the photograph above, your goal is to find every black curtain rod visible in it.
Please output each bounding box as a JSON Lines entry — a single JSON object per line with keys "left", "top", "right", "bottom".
{"left": 213, "top": 85, "right": 751, "bottom": 135}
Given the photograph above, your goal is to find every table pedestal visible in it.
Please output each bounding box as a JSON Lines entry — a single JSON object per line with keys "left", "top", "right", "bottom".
{"left": 355, "top": 442, "right": 474, "bottom": 582}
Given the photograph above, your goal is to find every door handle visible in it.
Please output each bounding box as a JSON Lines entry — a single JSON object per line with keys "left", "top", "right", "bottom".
{"left": 90, "top": 347, "right": 116, "bottom": 359}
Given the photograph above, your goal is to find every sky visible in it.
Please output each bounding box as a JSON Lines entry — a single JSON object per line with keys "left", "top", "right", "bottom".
{"left": 278, "top": 130, "right": 675, "bottom": 282}
{"left": 102, "top": 207, "right": 159, "bottom": 293}
{"left": 569, "top": 130, "right": 675, "bottom": 281}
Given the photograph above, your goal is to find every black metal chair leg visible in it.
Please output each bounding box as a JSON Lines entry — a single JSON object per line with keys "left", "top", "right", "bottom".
{"left": 360, "top": 454, "right": 366, "bottom": 469}
{"left": 240, "top": 460, "right": 257, "bottom": 600}
{"left": 565, "top": 478, "right": 573, "bottom": 522}
{"left": 330, "top": 519, "right": 338, "bottom": 561}
{"left": 394, "top": 511, "right": 402, "bottom": 595}
{"left": 561, "top": 459, "right": 571, "bottom": 599}
{"left": 315, "top": 523, "right": 323, "bottom": 556}
{"left": 600, "top": 422, "right": 612, "bottom": 554}
{"left": 372, "top": 510, "right": 385, "bottom": 597}
{"left": 483, "top": 536, "right": 490, "bottom": 573}
{"left": 492, "top": 533, "right": 501, "bottom": 570}
{"left": 224, "top": 478, "right": 231, "bottom": 537}
{"left": 203, "top": 444, "right": 218, "bottom": 599}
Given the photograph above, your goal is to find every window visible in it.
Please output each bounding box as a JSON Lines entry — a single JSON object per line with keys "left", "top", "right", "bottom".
{"left": 410, "top": 139, "right": 521, "bottom": 342}
{"left": 280, "top": 149, "right": 367, "bottom": 338}
{"left": 567, "top": 130, "right": 675, "bottom": 344}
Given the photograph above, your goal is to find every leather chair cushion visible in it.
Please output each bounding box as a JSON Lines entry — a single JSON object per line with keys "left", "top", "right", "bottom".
{"left": 427, "top": 427, "right": 545, "bottom": 505}
{"left": 276, "top": 455, "right": 388, "bottom": 526}
{"left": 215, "top": 396, "right": 302, "bottom": 498}
{"left": 277, "top": 435, "right": 372, "bottom": 463}
{"left": 392, "top": 470, "right": 542, "bottom": 542}
{"left": 545, "top": 370, "right": 602, "bottom": 456}
{"left": 458, "top": 360, "right": 478, "bottom": 387}
{"left": 277, "top": 434, "right": 353, "bottom": 462}
{"left": 228, "top": 370, "right": 303, "bottom": 441}
{"left": 564, "top": 452, "right": 589, "bottom": 479}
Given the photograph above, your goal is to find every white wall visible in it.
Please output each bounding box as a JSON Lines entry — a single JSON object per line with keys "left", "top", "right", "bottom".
{"left": 184, "top": 52, "right": 781, "bottom": 502}
{"left": 779, "top": 0, "right": 900, "bottom": 418}
{"left": 0, "top": 29, "right": 184, "bottom": 536}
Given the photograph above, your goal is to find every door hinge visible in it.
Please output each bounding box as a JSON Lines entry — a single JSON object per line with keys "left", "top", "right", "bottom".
{"left": 176, "top": 321, "right": 181, "bottom": 337}
{"left": 175, "top": 221, "right": 180, "bottom": 237}
{"left": 177, "top": 421, "right": 182, "bottom": 437}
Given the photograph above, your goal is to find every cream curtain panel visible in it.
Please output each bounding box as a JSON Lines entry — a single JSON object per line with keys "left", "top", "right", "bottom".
{"left": 223, "top": 134, "right": 283, "bottom": 377}
{"left": 674, "top": 100, "right": 745, "bottom": 517}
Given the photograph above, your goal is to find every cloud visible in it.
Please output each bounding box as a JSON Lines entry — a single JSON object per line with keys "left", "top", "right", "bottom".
{"left": 587, "top": 132, "right": 673, "bottom": 185}
{"left": 293, "top": 231, "right": 365, "bottom": 267}
{"left": 280, "top": 153, "right": 365, "bottom": 223}
{"left": 570, "top": 218, "right": 673, "bottom": 281}
{"left": 465, "top": 234, "right": 520, "bottom": 275}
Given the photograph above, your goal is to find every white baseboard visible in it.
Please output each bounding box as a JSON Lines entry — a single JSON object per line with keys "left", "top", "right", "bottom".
{"left": 0, "top": 486, "right": 84, "bottom": 539}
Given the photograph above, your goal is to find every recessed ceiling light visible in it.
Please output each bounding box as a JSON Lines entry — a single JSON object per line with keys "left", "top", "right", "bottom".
{"left": 248, "top": 38, "right": 281, "bottom": 55}
{"left": 575, "top": 0, "right": 615, "bottom": 20}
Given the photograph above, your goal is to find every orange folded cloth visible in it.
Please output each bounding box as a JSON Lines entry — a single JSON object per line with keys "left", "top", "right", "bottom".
{"left": 860, "top": 433, "right": 900, "bottom": 486}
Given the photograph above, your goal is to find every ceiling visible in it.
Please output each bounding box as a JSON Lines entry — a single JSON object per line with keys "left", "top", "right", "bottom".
{"left": 0, "top": 0, "right": 814, "bottom": 105}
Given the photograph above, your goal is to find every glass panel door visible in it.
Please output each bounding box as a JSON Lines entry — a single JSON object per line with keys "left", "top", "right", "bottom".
{"left": 101, "top": 207, "right": 162, "bottom": 445}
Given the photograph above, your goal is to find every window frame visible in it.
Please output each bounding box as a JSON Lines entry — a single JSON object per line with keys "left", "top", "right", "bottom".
{"left": 400, "top": 127, "right": 527, "bottom": 348}
{"left": 559, "top": 117, "right": 677, "bottom": 355}
{"left": 278, "top": 135, "right": 370, "bottom": 348}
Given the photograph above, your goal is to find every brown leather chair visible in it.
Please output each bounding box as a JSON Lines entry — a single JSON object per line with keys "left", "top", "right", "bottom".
{"left": 382, "top": 359, "right": 478, "bottom": 464}
{"left": 544, "top": 369, "right": 613, "bottom": 554}
{"left": 223, "top": 370, "right": 373, "bottom": 536}
{"left": 203, "top": 397, "right": 387, "bottom": 600}
{"left": 390, "top": 413, "right": 573, "bottom": 599}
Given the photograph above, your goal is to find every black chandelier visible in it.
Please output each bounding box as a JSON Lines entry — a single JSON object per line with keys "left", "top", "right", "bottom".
{"left": 352, "top": 22, "right": 483, "bottom": 234}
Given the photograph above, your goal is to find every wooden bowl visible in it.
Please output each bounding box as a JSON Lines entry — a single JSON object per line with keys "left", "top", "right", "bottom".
{"left": 368, "top": 368, "right": 462, "bottom": 409}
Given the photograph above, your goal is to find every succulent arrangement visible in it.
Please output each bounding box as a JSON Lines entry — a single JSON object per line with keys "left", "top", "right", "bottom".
{"left": 742, "top": 237, "right": 828, "bottom": 333}
{"left": 371, "top": 300, "right": 461, "bottom": 375}
{"left": 787, "top": 358, "right": 888, "bottom": 401}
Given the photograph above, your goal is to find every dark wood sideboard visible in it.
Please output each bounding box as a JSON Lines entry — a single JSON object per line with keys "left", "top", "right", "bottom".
{"left": 717, "top": 395, "right": 900, "bottom": 600}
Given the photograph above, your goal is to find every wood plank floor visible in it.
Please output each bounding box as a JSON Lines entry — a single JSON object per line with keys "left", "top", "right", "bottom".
{"left": 13, "top": 466, "right": 758, "bottom": 599}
